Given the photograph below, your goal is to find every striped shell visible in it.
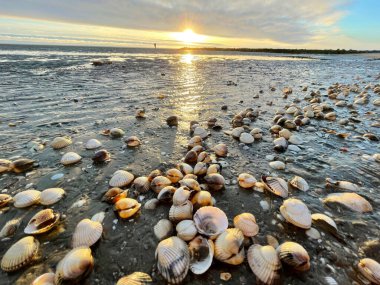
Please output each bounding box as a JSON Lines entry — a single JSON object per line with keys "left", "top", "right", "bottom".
{"left": 290, "top": 176, "right": 309, "bottom": 191}
{"left": 172, "top": 186, "right": 191, "bottom": 206}
{"left": 358, "top": 258, "right": 380, "bottom": 284}
{"left": 214, "top": 228, "right": 245, "bottom": 265}
{"left": 32, "top": 272, "right": 55, "bottom": 285}
{"left": 177, "top": 163, "right": 193, "bottom": 175}
{"left": 85, "top": 139, "right": 102, "bottom": 149}
{"left": 213, "top": 143, "right": 228, "bottom": 157}
{"left": 179, "top": 179, "right": 201, "bottom": 191}
{"left": 280, "top": 198, "right": 312, "bottom": 229}
{"left": 176, "top": 220, "right": 198, "bottom": 241}
{"left": 157, "top": 186, "right": 177, "bottom": 203}
{"left": 116, "top": 272, "right": 152, "bottom": 285}
{"left": 40, "top": 188, "right": 65, "bottom": 205}
{"left": 24, "top": 209, "right": 60, "bottom": 234}
{"left": 277, "top": 241, "right": 310, "bottom": 271}
{"left": 60, "top": 152, "right": 82, "bottom": 165}
{"left": 169, "top": 201, "right": 193, "bottom": 222}
{"left": 247, "top": 245, "right": 281, "bottom": 285}
{"left": 193, "top": 206, "right": 228, "bottom": 239}
{"left": 189, "top": 236, "right": 214, "bottom": 275}
{"left": 1, "top": 236, "right": 40, "bottom": 272}
{"left": 154, "top": 219, "right": 173, "bottom": 241}
{"left": 72, "top": 219, "right": 103, "bottom": 248}
{"left": 114, "top": 198, "right": 141, "bottom": 219}
{"left": 204, "top": 173, "right": 225, "bottom": 191}
{"left": 166, "top": 169, "right": 184, "bottom": 183}
{"left": 13, "top": 190, "right": 41, "bottom": 208}
{"left": 261, "top": 176, "right": 288, "bottom": 198}
{"left": 51, "top": 136, "right": 72, "bottom": 149}
{"left": 0, "top": 193, "right": 12, "bottom": 207}
{"left": 109, "top": 170, "right": 134, "bottom": 187}
{"left": 238, "top": 173, "right": 257, "bottom": 188}
{"left": 323, "top": 193, "right": 373, "bottom": 213}
{"left": 0, "top": 217, "right": 22, "bottom": 238}
{"left": 233, "top": 213, "right": 259, "bottom": 237}
{"left": 151, "top": 176, "right": 172, "bottom": 193}
{"left": 132, "top": 177, "right": 151, "bottom": 193}
{"left": 155, "top": 236, "right": 190, "bottom": 284}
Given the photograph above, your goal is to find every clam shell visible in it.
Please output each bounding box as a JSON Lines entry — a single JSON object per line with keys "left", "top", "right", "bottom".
{"left": 147, "top": 169, "right": 163, "bottom": 182}
{"left": 323, "top": 193, "right": 373, "bottom": 213}
{"left": 177, "top": 163, "right": 193, "bottom": 175}
{"left": 32, "top": 272, "right": 55, "bottom": 285}
{"left": 24, "top": 209, "right": 60, "bottom": 234}
{"left": 55, "top": 247, "right": 94, "bottom": 284}
{"left": 144, "top": 198, "right": 159, "bottom": 210}
{"left": 169, "top": 201, "right": 193, "bottom": 222}
{"left": 151, "top": 176, "right": 171, "bottom": 193}
{"left": 114, "top": 198, "right": 141, "bottom": 219}
{"left": 176, "top": 220, "right": 198, "bottom": 241}
{"left": 154, "top": 219, "right": 173, "bottom": 241}
{"left": 193, "top": 206, "right": 228, "bottom": 239}
{"left": 1, "top": 236, "right": 40, "bottom": 272}
{"left": 247, "top": 244, "right": 281, "bottom": 285}
{"left": 13, "top": 190, "right": 41, "bottom": 208}
{"left": 92, "top": 149, "right": 111, "bottom": 163}
{"left": 184, "top": 150, "right": 198, "bottom": 164}
{"left": 132, "top": 176, "right": 150, "bottom": 193}
{"left": 0, "top": 193, "right": 12, "bottom": 207}
{"left": 51, "top": 136, "right": 72, "bottom": 149}
{"left": 0, "top": 217, "right": 22, "bottom": 238}
{"left": 280, "top": 198, "right": 312, "bottom": 229}
{"left": 261, "top": 176, "right": 288, "bottom": 198}
{"left": 290, "top": 176, "right": 309, "bottom": 191}
{"left": 166, "top": 169, "right": 183, "bottom": 183}
{"left": 61, "top": 152, "right": 82, "bottom": 165}
{"left": 233, "top": 213, "right": 259, "bottom": 237}
{"left": 125, "top": 136, "right": 141, "bottom": 147}
{"left": 325, "top": 178, "right": 359, "bottom": 191}
{"left": 197, "top": 152, "right": 211, "bottom": 163}
{"left": 214, "top": 228, "right": 245, "bottom": 265}
{"left": 72, "top": 219, "right": 103, "bottom": 248}
{"left": 0, "top": 159, "right": 11, "bottom": 173}
{"left": 155, "top": 236, "right": 190, "bottom": 284}
{"left": 85, "top": 139, "right": 102, "bottom": 149}
{"left": 311, "top": 213, "right": 337, "bottom": 231}
{"left": 277, "top": 241, "right": 310, "bottom": 271}
{"left": 183, "top": 174, "right": 198, "bottom": 180}
{"left": 179, "top": 179, "right": 201, "bottom": 191}
{"left": 194, "top": 162, "right": 208, "bottom": 176}
{"left": 116, "top": 272, "right": 152, "bottom": 285}
{"left": 191, "top": 191, "right": 213, "bottom": 208}
{"left": 102, "top": 188, "right": 127, "bottom": 204}
{"left": 109, "top": 170, "right": 134, "bottom": 187}
{"left": 157, "top": 186, "right": 177, "bottom": 203}
{"left": 358, "top": 258, "right": 380, "bottom": 284}
{"left": 213, "top": 144, "right": 228, "bottom": 157}
{"left": 207, "top": 164, "right": 221, "bottom": 175}
{"left": 40, "top": 188, "right": 65, "bottom": 206}
{"left": 189, "top": 236, "right": 214, "bottom": 275}
{"left": 172, "top": 186, "right": 191, "bottom": 206}
{"left": 10, "top": 158, "right": 35, "bottom": 173}
{"left": 238, "top": 173, "right": 257, "bottom": 188}
{"left": 110, "top": 128, "right": 125, "bottom": 138}
{"left": 188, "top": 136, "right": 202, "bottom": 149}
{"left": 204, "top": 173, "right": 225, "bottom": 191}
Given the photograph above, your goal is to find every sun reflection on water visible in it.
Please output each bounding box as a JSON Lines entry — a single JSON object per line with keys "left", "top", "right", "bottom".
{"left": 181, "top": 53, "right": 195, "bottom": 64}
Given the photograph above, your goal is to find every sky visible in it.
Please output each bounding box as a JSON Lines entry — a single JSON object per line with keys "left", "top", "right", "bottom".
{"left": 0, "top": 0, "right": 379, "bottom": 49}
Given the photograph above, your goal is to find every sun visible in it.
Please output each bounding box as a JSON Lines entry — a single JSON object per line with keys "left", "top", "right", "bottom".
{"left": 173, "top": 29, "right": 206, "bottom": 44}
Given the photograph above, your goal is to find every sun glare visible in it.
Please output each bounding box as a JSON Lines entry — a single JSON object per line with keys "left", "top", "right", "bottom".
{"left": 173, "top": 29, "right": 206, "bottom": 44}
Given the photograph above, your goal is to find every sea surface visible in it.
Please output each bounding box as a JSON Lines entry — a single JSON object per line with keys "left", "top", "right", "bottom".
{"left": 0, "top": 44, "right": 379, "bottom": 285}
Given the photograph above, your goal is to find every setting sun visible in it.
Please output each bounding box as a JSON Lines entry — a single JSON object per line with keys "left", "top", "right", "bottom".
{"left": 172, "top": 29, "right": 206, "bottom": 44}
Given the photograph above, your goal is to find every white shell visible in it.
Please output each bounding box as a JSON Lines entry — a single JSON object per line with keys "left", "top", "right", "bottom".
{"left": 261, "top": 176, "right": 288, "bottom": 198}
{"left": 0, "top": 217, "right": 22, "bottom": 238}
{"left": 280, "top": 198, "right": 312, "bottom": 229}
{"left": 169, "top": 201, "right": 193, "bottom": 222}
{"left": 154, "top": 219, "right": 173, "bottom": 241}
{"left": 61, "top": 152, "right": 82, "bottom": 165}
{"left": 72, "top": 219, "right": 103, "bottom": 248}
{"left": 325, "top": 178, "right": 359, "bottom": 191}
{"left": 238, "top": 173, "right": 257, "bottom": 188}
{"left": 189, "top": 236, "right": 214, "bottom": 275}
{"left": 273, "top": 137, "right": 288, "bottom": 148}
{"left": 176, "top": 220, "right": 198, "bottom": 241}
{"left": 109, "top": 170, "right": 134, "bottom": 187}
{"left": 172, "top": 186, "right": 191, "bottom": 206}
{"left": 91, "top": 211, "right": 106, "bottom": 223}
{"left": 214, "top": 228, "right": 245, "bottom": 265}
{"left": 358, "top": 258, "right": 380, "bottom": 284}
{"left": 85, "top": 139, "right": 102, "bottom": 149}
{"left": 193, "top": 127, "right": 208, "bottom": 139}
{"left": 193, "top": 206, "right": 228, "bottom": 239}
{"left": 290, "top": 176, "right": 309, "bottom": 191}
{"left": 32, "top": 272, "right": 55, "bottom": 285}
{"left": 288, "top": 135, "right": 303, "bottom": 145}
{"left": 40, "top": 188, "right": 65, "bottom": 205}
{"left": 13, "top": 190, "right": 41, "bottom": 208}
{"left": 231, "top": 127, "right": 244, "bottom": 138}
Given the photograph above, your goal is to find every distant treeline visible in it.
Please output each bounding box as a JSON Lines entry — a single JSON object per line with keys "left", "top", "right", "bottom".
{"left": 180, "top": 47, "right": 379, "bottom": 54}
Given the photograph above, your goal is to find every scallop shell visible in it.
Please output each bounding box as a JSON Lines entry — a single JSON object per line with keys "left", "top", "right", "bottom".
{"left": 179, "top": 179, "right": 201, "bottom": 191}
{"left": 0, "top": 159, "right": 11, "bottom": 173}
{"left": 91, "top": 211, "right": 106, "bottom": 223}
{"left": 213, "top": 143, "right": 228, "bottom": 157}
{"left": 109, "top": 170, "right": 134, "bottom": 187}
{"left": 290, "top": 176, "right": 309, "bottom": 191}
{"left": 116, "top": 272, "right": 153, "bottom": 285}
{"left": 1, "top": 236, "right": 40, "bottom": 272}
{"left": 323, "top": 193, "right": 373, "bottom": 213}
{"left": 55, "top": 247, "right": 94, "bottom": 284}
{"left": 204, "top": 173, "right": 225, "bottom": 191}
{"left": 277, "top": 241, "right": 310, "bottom": 271}
{"left": 247, "top": 244, "right": 281, "bottom": 285}
{"left": 169, "top": 201, "right": 193, "bottom": 222}
{"left": 154, "top": 219, "right": 173, "bottom": 241}
{"left": 132, "top": 176, "right": 151, "bottom": 193}
{"left": 166, "top": 169, "right": 183, "bottom": 183}
{"left": 261, "top": 176, "right": 288, "bottom": 198}
{"left": 238, "top": 173, "right": 257, "bottom": 188}
{"left": 155, "top": 236, "right": 190, "bottom": 284}
{"left": 358, "top": 258, "right": 380, "bottom": 284}
{"left": 114, "top": 198, "right": 141, "bottom": 219}
{"left": 51, "top": 136, "right": 72, "bottom": 149}
{"left": 177, "top": 163, "right": 193, "bottom": 175}
{"left": 193, "top": 206, "right": 228, "bottom": 239}
{"left": 61, "top": 152, "right": 82, "bottom": 165}
{"left": 85, "top": 139, "right": 102, "bottom": 150}
{"left": 280, "top": 198, "right": 312, "bottom": 229}
{"left": 176, "top": 220, "right": 198, "bottom": 241}
{"left": 13, "top": 190, "right": 41, "bottom": 208}
{"left": 72, "top": 219, "right": 103, "bottom": 248}
{"left": 151, "top": 176, "right": 171, "bottom": 193}
{"left": 157, "top": 186, "right": 177, "bottom": 203}
{"left": 40, "top": 188, "right": 65, "bottom": 205}
{"left": 0, "top": 193, "right": 12, "bottom": 207}
{"left": 32, "top": 272, "right": 55, "bottom": 285}
{"left": 24, "top": 209, "right": 60, "bottom": 234}
{"left": 189, "top": 236, "right": 214, "bottom": 275}
{"left": 0, "top": 217, "right": 22, "bottom": 238}
{"left": 214, "top": 228, "right": 245, "bottom": 265}
{"left": 102, "top": 188, "right": 127, "bottom": 204}
{"left": 172, "top": 186, "right": 191, "bottom": 206}
{"left": 233, "top": 213, "right": 259, "bottom": 237}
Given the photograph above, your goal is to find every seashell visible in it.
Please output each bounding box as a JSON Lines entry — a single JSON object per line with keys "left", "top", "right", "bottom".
{"left": 10, "top": 158, "right": 35, "bottom": 173}
{"left": 110, "top": 128, "right": 125, "bottom": 138}
{"left": 240, "top": 132, "right": 254, "bottom": 144}
{"left": 363, "top": 133, "right": 379, "bottom": 141}
{"left": 13, "top": 190, "right": 41, "bottom": 208}
{"left": 184, "top": 150, "right": 198, "bottom": 164}
{"left": 0, "top": 193, "right": 12, "bottom": 207}
{"left": 269, "top": 161, "right": 285, "bottom": 170}
{"left": 92, "top": 149, "right": 111, "bottom": 163}
{"left": 323, "top": 192, "right": 372, "bottom": 213}
{"left": 176, "top": 220, "right": 198, "bottom": 241}
{"left": 325, "top": 112, "right": 336, "bottom": 121}
{"left": 289, "top": 176, "right": 309, "bottom": 192}
{"left": 231, "top": 127, "right": 245, "bottom": 138}
{"left": 207, "top": 164, "right": 221, "bottom": 175}
{"left": 172, "top": 186, "right": 191, "bottom": 206}
{"left": 166, "top": 169, "right": 183, "bottom": 183}
{"left": 238, "top": 173, "right": 257, "bottom": 188}
{"left": 311, "top": 213, "right": 337, "bottom": 230}
{"left": 325, "top": 178, "right": 359, "bottom": 191}
{"left": 179, "top": 178, "right": 201, "bottom": 191}
{"left": 32, "top": 272, "right": 55, "bottom": 285}
{"left": 204, "top": 173, "right": 225, "bottom": 191}
{"left": 135, "top": 108, "right": 145, "bottom": 118}
{"left": 24, "top": 209, "right": 60, "bottom": 234}
{"left": 0, "top": 159, "right": 12, "bottom": 173}
{"left": 147, "top": 169, "right": 163, "bottom": 181}
{"left": 166, "top": 115, "right": 178, "bottom": 127}
{"left": 155, "top": 236, "right": 189, "bottom": 284}
{"left": 151, "top": 176, "right": 171, "bottom": 193}
{"left": 193, "top": 162, "right": 208, "bottom": 176}
{"left": 132, "top": 176, "right": 150, "bottom": 193}
{"left": 109, "top": 170, "right": 134, "bottom": 187}
{"left": 40, "top": 188, "right": 65, "bottom": 205}
{"left": 273, "top": 137, "right": 288, "bottom": 148}
{"left": 284, "top": 120, "right": 297, "bottom": 129}
{"left": 358, "top": 258, "right": 380, "bottom": 284}
{"left": 114, "top": 198, "right": 141, "bottom": 219}
{"left": 51, "top": 136, "right": 72, "bottom": 149}
{"left": 193, "top": 127, "right": 208, "bottom": 139}
{"left": 270, "top": 125, "right": 282, "bottom": 134}
{"left": 183, "top": 174, "right": 197, "bottom": 180}
{"left": 91, "top": 212, "right": 106, "bottom": 223}
{"left": 189, "top": 236, "right": 214, "bottom": 274}
{"left": 324, "top": 276, "right": 338, "bottom": 285}
{"left": 85, "top": 139, "right": 101, "bottom": 150}
{"left": 188, "top": 136, "right": 202, "bottom": 149}
{"left": 277, "top": 242, "right": 310, "bottom": 271}
{"left": 261, "top": 176, "right": 288, "bottom": 198}
{"left": 213, "top": 143, "right": 228, "bottom": 157}
{"left": 61, "top": 152, "right": 82, "bottom": 166}
{"left": 116, "top": 272, "right": 152, "bottom": 285}
{"left": 144, "top": 198, "right": 159, "bottom": 210}
{"left": 0, "top": 216, "right": 23, "bottom": 238}
{"left": 286, "top": 106, "right": 298, "bottom": 114}
{"left": 373, "top": 153, "right": 380, "bottom": 162}
{"left": 1, "top": 236, "right": 40, "bottom": 272}
{"left": 177, "top": 163, "right": 193, "bottom": 175}
{"left": 207, "top": 117, "right": 217, "bottom": 127}
{"left": 169, "top": 201, "right": 193, "bottom": 222}
{"left": 55, "top": 247, "right": 94, "bottom": 284}
{"left": 279, "top": 129, "right": 291, "bottom": 140}
{"left": 72, "top": 219, "right": 103, "bottom": 248}
{"left": 280, "top": 198, "right": 312, "bottom": 229}
{"left": 125, "top": 136, "right": 141, "bottom": 147}
{"left": 191, "top": 145, "right": 204, "bottom": 155}
{"left": 193, "top": 206, "right": 228, "bottom": 239}
{"left": 157, "top": 186, "right": 177, "bottom": 203}
{"left": 154, "top": 219, "right": 173, "bottom": 241}
{"left": 214, "top": 228, "right": 245, "bottom": 265}
{"left": 250, "top": 128, "right": 263, "bottom": 139}
{"left": 102, "top": 187, "right": 127, "bottom": 204}
{"left": 197, "top": 152, "right": 211, "bottom": 163}
{"left": 233, "top": 213, "right": 259, "bottom": 237}
{"left": 191, "top": 191, "right": 213, "bottom": 209}
{"left": 247, "top": 244, "right": 281, "bottom": 285}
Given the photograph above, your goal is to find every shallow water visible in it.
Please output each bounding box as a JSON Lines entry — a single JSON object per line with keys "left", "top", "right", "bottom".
{"left": 0, "top": 45, "right": 379, "bottom": 285}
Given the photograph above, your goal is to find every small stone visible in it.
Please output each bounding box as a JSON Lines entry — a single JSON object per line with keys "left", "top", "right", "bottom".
{"left": 220, "top": 272, "right": 232, "bottom": 281}
{"left": 266, "top": 155, "right": 275, "bottom": 161}
{"left": 306, "top": 227, "right": 321, "bottom": 239}
{"left": 260, "top": 200, "right": 270, "bottom": 211}
{"left": 288, "top": 135, "right": 303, "bottom": 145}
{"left": 166, "top": 115, "right": 178, "bottom": 127}
{"left": 240, "top": 133, "right": 254, "bottom": 144}
{"left": 51, "top": 173, "right": 64, "bottom": 180}
{"left": 269, "top": 161, "right": 285, "bottom": 170}
{"left": 288, "top": 145, "right": 301, "bottom": 152}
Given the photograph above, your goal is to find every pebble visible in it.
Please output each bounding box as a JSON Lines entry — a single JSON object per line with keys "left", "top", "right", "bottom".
{"left": 269, "top": 161, "right": 285, "bottom": 170}
{"left": 240, "top": 132, "right": 254, "bottom": 144}
{"left": 288, "top": 135, "right": 303, "bottom": 145}
{"left": 306, "top": 126, "right": 316, "bottom": 132}
{"left": 51, "top": 173, "right": 64, "bottom": 180}
{"left": 266, "top": 155, "right": 275, "bottom": 161}
{"left": 306, "top": 227, "right": 321, "bottom": 239}
{"left": 260, "top": 200, "right": 270, "bottom": 211}
{"left": 288, "top": 145, "right": 301, "bottom": 152}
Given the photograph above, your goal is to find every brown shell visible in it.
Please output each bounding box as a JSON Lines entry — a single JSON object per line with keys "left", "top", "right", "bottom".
{"left": 132, "top": 177, "right": 151, "bottom": 193}
{"left": 102, "top": 188, "right": 128, "bottom": 204}
{"left": 0, "top": 193, "right": 12, "bottom": 208}
{"left": 233, "top": 213, "right": 259, "bottom": 237}
{"left": 32, "top": 272, "right": 55, "bottom": 285}
{"left": 92, "top": 149, "right": 111, "bottom": 163}
{"left": 323, "top": 193, "right": 373, "bottom": 213}
{"left": 166, "top": 169, "right": 183, "bottom": 183}
{"left": 114, "top": 198, "right": 141, "bottom": 219}
{"left": 0, "top": 159, "right": 11, "bottom": 173}
{"left": 214, "top": 228, "right": 245, "bottom": 265}
{"left": 51, "top": 136, "right": 72, "bottom": 149}
{"left": 24, "top": 209, "right": 60, "bottom": 234}
{"left": 10, "top": 158, "right": 35, "bottom": 173}
{"left": 151, "top": 176, "right": 172, "bottom": 193}
{"left": 125, "top": 136, "right": 141, "bottom": 147}
{"left": 277, "top": 242, "right": 310, "bottom": 271}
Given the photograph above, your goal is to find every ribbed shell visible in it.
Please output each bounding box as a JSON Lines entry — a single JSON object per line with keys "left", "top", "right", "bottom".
{"left": 262, "top": 176, "right": 288, "bottom": 198}
{"left": 132, "top": 177, "right": 150, "bottom": 193}
{"left": 169, "top": 201, "right": 193, "bottom": 222}
{"left": 277, "top": 242, "right": 310, "bottom": 271}
{"left": 193, "top": 206, "right": 228, "bottom": 239}
{"left": 0, "top": 217, "right": 22, "bottom": 238}
{"left": 157, "top": 186, "right": 177, "bottom": 203}
{"left": 24, "top": 209, "right": 60, "bottom": 234}
{"left": 72, "top": 219, "right": 103, "bottom": 248}
{"left": 32, "top": 272, "right": 55, "bottom": 285}
{"left": 213, "top": 144, "right": 228, "bottom": 157}
{"left": 214, "top": 228, "right": 245, "bottom": 265}
{"left": 109, "top": 170, "right": 134, "bottom": 187}
{"left": 204, "top": 173, "right": 225, "bottom": 191}
{"left": 290, "top": 176, "right": 309, "bottom": 191}
{"left": 155, "top": 237, "right": 190, "bottom": 284}
{"left": 179, "top": 179, "right": 201, "bottom": 191}
{"left": 247, "top": 245, "right": 281, "bottom": 285}
{"left": 172, "top": 187, "right": 191, "bottom": 206}
{"left": 60, "top": 152, "right": 82, "bottom": 165}
{"left": 280, "top": 198, "right": 312, "bottom": 229}
{"left": 176, "top": 220, "right": 198, "bottom": 241}
{"left": 154, "top": 219, "right": 173, "bottom": 241}
{"left": 189, "top": 236, "right": 214, "bottom": 275}
{"left": 85, "top": 139, "right": 102, "bottom": 149}
{"left": 323, "top": 193, "right": 373, "bottom": 213}
{"left": 166, "top": 169, "right": 183, "bottom": 183}
{"left": 358, "top": 258, "right": 380, "bottom": 284}
{"left": 13, "top": 190, "right": 41, "bottom": 208}
{"left": 51, "top": 137, "right": 72, "bottom": 149}
{"left": 177, "top": 163, "right": 193, "bottom": 175}
{"left": 40, "top": 188, "right": 65, "bottom": 205}
{"left": 0, "top": 193, "right": 12, "bottom": 207}
{"left": 151, "top": 176, "right": 172, "bottom": 193}
{"left": 102, "top": 188, "right": 127, "bottom": 204}
{"left": 238, "top": 173, "right": 257, "bottom": 188}
{"left": 116, "top": 272, "right": 152, "bottom": 285}
{"left": 233, "top": 213, "right": 259, "bottom": 237}
{"left": 1, "top": 236, "right": 40, "bottom": 272}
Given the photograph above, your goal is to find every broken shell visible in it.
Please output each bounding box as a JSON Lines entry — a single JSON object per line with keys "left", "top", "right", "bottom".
{"left": 147, "top": 169, "right": 163, "bottom": 181}
{"left": 157, "top": 186, "right": 177, "bottom": 203}
{"left": 151, "top": 176, "right": 172, "bottom": 193}
{"left": 207, "top": 164, "right": 221, "bottom": 175}
{"left": 176, "top": 220, "right": 198, "bottom": 241}
{"left": 323, "top": 193, "right": 372, "bottom": 213}
{"left": 0, "top": 159, "right": 11, "bottom": 173}
{"left": 125, "top": 136, "right": 141, "bottom": 147}
{"left": 289, "top": 176, "right": 309, "bottom": 191}
{"left": 204, "top": 173, "right": 225, "bottom": 191}
{"left": 0, "top": 217, "right": 23, "bottom": 238}
{"left": 189, "top": 236, "right": 214, "bottom": 275}
{"left": 213, "top": 143, "right": 228, "bottom": 157}
{"left": 358, "top": 258, "right": 380, "bottom": 284}
{"left": 102, "top": 188, "right": 127, "bottom": 204}
{"left": 85, "top": 139, "right": 102, "bottom": 150}
{"left": 116, "top": 272, "right": 153, "bottom": 285}
{"left": 40, "top": 188, "right": 65, "bottom": 206}
{"left": 188, "top": 136, "right": 202, "bottom": 149}
{"left": 191, "top": 191, "right": 213, "bottom": 208}
{"left": 179, "top": 178, "right": 201, "bottom": 191}
{"left": 166, "top": 169, "right": 183, "bottom": 183}
{"left": 92, "top": 149, "right": 111, "bottom": 163}
{"left": 154, "top": 219, "right": 173, "bottom": 241}
{"left": 194, "top": 162, "right": 208, "bottom": 176}
{"left": 132, "top": 177, "right": 150, "bottom": 193}
{"left": 193, "top": 206, "right": 228, "bottom": 238}
{"left": 261, "top": 176, "right": 288, "bottom": 198}
{"left": 155, "top": 236, "right": 189, "bottom": 284}
{"left": 277, "top": 242, "right": 310, "bottom": 271}
{"left": 214, "top": 228, "right": 245, "bottom": 265}
{"left": 238, "top": 173, "right": 257, "bottom": 188}
{"left": 10, "top": 158, "right": 35, "bottom": 173}
{"left": 197, "top": 152, "right": 211, "bottom": 163}
{"left": 233, "top": 213, "right": 259, "bottom": 237}
{"left": 51, "top": 136, "right": 72, "bottom": 149}
{"left": 32, "top": 272, "right": 55, "bottom": 285}
{"left": 169, "top": 201, "right": 193, "bottom": 222}
{"left": 325, "top": 178, "right": 359, "bottom": 191}
{"left": 114, "top": 198, "right": 141, "bottom": 219}
{"left": 177, "top": 163, "right": 193, "bottom": 175}
{"left": 184, "top": 150, "right": 198, "bottom": 164}
{"left": 13, "top": 190, "right": 41, "bottom": 208}
{"left": 0, "top": 193, "right": 12, "bottom": 208}
{"left": 61, "top": 152, "right": 82, "bottom": 166}
{"left": 24, "top": 209, "right": 60, "bottom": 235}
{"left": 166, "top": 115, "right": 178, "bottom": 127}
{"left": 135, "top": 108, "right": 145, "bottom": 118}
{"left": 280, "top": 198, "right": 312, "bottom": 229}
{"left": 110, "top": 128, "right": 125, "bottom": 138}
{"left": 172, "top": 186, "right": 191, "bottom": 206}
{"left": 72, "top": 219, "right": 102, "bottom": 248}
{"left": 109, "top": 170, "right": 134, "bottom": 187}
